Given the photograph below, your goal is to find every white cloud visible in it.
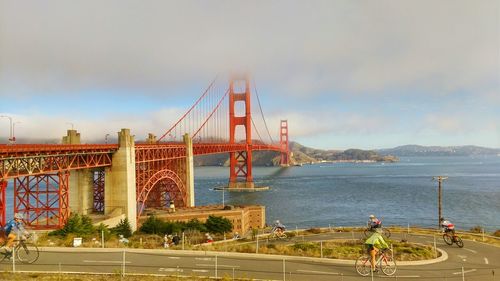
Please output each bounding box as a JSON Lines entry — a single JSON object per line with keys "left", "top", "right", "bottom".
{"left": 0, "top": 0, "right": 497, "bottom": 101}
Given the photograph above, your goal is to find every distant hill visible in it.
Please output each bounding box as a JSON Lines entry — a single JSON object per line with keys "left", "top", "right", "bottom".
{"left": 377, "top": 145, "right": 500, "bottom": 157}
{"left": 194, "top": 141, "right": 398, "bottom": 166}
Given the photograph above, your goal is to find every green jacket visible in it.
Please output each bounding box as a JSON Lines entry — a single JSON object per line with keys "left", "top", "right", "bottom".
{"left": 365, "top": 232, "right": 389, "bottom": 249}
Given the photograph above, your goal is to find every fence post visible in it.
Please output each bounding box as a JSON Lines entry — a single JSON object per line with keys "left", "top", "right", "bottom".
{"left": 122, "top": 250, "right": 126, "bottom": 277}
{"left": 351, "top": 229, "right": 354, "bottom": 240}
{"left": 283, "top": 258, "right": 286, "bottom": 281}
{"left": 482, "top": 228, "right": 485, "bottom": 242}
{"left": 433, "top": 235, "right": 437, "bottom": 258}
{"left": 232, "top": 267, "right": 235, "bottom": 281}
{"left": 182, "top": 232, "right": 185, "bottom": 250}
{"left": 256, "top": 236, "right": 259, "bottom": 254}
{"left": 320, "top": 241, "right": 323, "bottom": 258}
{"left": 101, "top": 230, "right": 105, "bottom": 248}
{"left": 295, "top": 226, "right": 298, "bottom": 236}
{"left": 12, "top": 246, "right": 15, "bottom": 273}
{"left": 215, "top": 255, "right": 218, "bottom": 279}
{"left": 407, "top": 223, "right": 410, "bottom": 235}
{"left": 462, "top": 266, "right": 465, "bottom": 281}
{"left": 329, "top": 224, "right": 331, "bottom": 232}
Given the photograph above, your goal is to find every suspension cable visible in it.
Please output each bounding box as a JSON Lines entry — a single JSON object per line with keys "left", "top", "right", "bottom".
{"left": 252, "top": 80, "right": 275, "bottom": 144}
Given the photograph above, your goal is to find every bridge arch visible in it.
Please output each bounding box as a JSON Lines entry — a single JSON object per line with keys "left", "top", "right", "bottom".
{"left": 137, "top": 169, "right": 186, "bottom": 217}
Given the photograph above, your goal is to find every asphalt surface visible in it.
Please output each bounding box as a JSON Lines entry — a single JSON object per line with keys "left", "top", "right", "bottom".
{"left": 0, "top": 231, "right": 498, "bottom": 280}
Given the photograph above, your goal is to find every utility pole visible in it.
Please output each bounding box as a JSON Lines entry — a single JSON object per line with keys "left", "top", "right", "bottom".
{"left": 433, "top": 176, "right": 448, "bottom": 229}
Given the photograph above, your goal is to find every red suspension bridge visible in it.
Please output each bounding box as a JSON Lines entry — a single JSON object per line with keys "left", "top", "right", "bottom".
{"left": 0, "top": 76, "right": 290, "bottom": 230}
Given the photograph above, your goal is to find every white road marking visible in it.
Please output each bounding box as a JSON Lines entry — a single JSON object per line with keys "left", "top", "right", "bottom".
{"left": 453, "top": 269, "right": 476, "bottom": 275}
{"left": 195, "top": 257, "right": 212, "bottom": 261}
{"left": 463, "top": 248, "right": 477, "bottom": 254}
{"left": 167, "top": 257, "right": 180, "bottom": 259}
{"left": 484, "top": 257, "right": 489, "bottom": 264}
{"left": 297, "top": 269, "right": 338, "bottom": 275}
{"left": 192, "top": 269, "right": 209, "bottom": 273}
{"left": 159, "top": 268, "right": 183, "bottom": 272}
{"left": 380, "top": 276, "right": 420, "bottom": 278}
{"left": 196, "top": 263, "right": 240, "bottom": 268}
{"left": 83, "top": 260, "right": 131, "bottom": 264}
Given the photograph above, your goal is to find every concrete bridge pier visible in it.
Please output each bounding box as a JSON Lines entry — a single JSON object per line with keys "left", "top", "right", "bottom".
{"left": 184, "top": 133, "right": 195, "bottom": 207}
{"left": 104, "top": 129, "right": 137, "bottom": 231}
{"left": 63, "top": 130, "right": 94, "bottom": 215}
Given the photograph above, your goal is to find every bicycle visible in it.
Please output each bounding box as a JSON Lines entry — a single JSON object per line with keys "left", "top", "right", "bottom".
{"left": 0, "top": 234, "right": 39, "bottom": 264}
{"left": 443, "top": 231, "right": 464, "bottom": 248}
{"left": 270, "top": 227, "right": 288, "bottom": 240}
{"left": 363, "top": 226, "right": 391, "bottom": 238}
{"left": 355, "top": 248, "right": 397, "bottom": 276}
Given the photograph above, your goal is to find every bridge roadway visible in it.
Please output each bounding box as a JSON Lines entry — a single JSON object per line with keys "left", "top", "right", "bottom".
{"left": 2, "top": 232, "right": 498, "bottom": 280}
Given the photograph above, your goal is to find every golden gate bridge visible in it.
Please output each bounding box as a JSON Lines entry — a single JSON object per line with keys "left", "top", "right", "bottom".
{"left": 0, "top": 75, "right": 290, "bottom": 230}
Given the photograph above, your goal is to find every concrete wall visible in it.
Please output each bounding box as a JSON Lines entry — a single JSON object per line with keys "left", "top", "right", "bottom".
{"left": 69, "top": 169, "right": 94, "bottom": 215}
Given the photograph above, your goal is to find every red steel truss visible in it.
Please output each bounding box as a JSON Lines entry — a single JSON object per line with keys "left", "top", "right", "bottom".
{"left": 93, "top": 170, "right": 105, "bottom": 212}
{"left": 14, "top": 172, "right": 69, "bottom": 229}
{"left": 0, "top": 180, "right": 6, "bottom": 224}
{"left": 0, "top": 144, "right": 116, "bottom": 180}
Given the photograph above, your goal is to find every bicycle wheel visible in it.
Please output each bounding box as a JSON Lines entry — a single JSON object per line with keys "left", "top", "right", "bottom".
{"left": 0, "top": 247, "right": 10, "bottom": 263}
{"left": 355, "top": 255, "right": 372, "bottom": 276}
{"left": 16, "top": 242, "right": 39, "bottom": 264}
{"left": 443, "top": 234, "right": 453, "bottom": 245}
{"left": 383, "top": 228, "right": 391, "bottom": 238}
{"left": 380, "top": 253, "right": 397, "bottom": 276}
{"left": 454, "top": 236, "right": 464, "bottom": 248}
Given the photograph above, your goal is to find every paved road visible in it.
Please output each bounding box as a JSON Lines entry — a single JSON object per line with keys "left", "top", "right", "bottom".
{"left": 0, "top": 232, "right": 498, "bottom": 280}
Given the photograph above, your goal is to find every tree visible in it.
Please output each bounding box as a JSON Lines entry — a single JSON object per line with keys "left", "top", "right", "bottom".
{"left": 111, "top": 218, "right": 133, "bottom": 238}
{"left": 49, "top": 213, "right": 95, "bottom": 237}
{"left": 205, "top": 215, "right": 232, "bottom": 234}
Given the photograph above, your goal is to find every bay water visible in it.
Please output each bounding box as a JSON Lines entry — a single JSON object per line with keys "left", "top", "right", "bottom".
{"left": 195, "top": 156, "right": 500, "bottom": 231}
{"left": 4, "top": 155, "right": 499, "bottom": 231}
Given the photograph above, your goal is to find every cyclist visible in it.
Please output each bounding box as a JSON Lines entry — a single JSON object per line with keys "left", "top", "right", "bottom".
{"left": 365, "top": 228, "right": 389, "bottom": 272}
{"left": 1, "top": 213, "right": 28, "bottom": 256}
{"left": 273, "top": 220, "right": 286, "bottom": 235}
{"left": 440, "top": 217, "right": 455, "bottom": 235}
{"left": 368, "top": 214, "right": 382, "bottom": 230}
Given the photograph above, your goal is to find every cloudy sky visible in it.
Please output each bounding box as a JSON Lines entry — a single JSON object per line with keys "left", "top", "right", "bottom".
{"left": 0, "top": 0, "right": 499, "bottom": 149}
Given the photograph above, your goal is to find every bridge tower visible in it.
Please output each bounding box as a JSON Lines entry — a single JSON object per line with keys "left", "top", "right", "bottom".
{"left": 228, "top": 76, "right": 254, "bottom": 189}
{"left": 280, "top": 120, "right": 290, "bottom": 166}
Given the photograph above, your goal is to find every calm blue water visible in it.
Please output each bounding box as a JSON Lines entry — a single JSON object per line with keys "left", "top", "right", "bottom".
{"left": 194, "top": 156, "right": 500, "bottom": 231}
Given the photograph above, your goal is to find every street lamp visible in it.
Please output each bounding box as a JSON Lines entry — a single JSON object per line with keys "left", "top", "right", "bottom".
{"left": 0, "top": 115, "right": 13, "bottom": 144}
{"left": 12, "top": 121, "right": 21, "bottom": 144}
{"left": 66, "top": 122, "right": 74, "bottom": 130}
{"left": 105, "top": 133, "right": 110, "bottom": 144}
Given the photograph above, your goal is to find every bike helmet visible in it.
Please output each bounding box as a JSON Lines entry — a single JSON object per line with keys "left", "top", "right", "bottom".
{"left": 369, "top": 215, "right": 375, "bottom": 219}
{"left": 275, "top": 220, "right": 280, "bottom": 224}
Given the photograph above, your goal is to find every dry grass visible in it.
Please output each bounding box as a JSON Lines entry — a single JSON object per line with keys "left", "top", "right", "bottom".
{"left": 201, "top": 238, "right": 435, "bottom": 261}
{"left": 0, "top": 272, "right": 245, "bottom": 281}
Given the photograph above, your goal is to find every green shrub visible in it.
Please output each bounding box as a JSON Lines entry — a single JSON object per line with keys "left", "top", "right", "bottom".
{"left": 306, "top": 228, "right": 321, "bottom": 234}
{"left": 111, "top": 218, "right": 133, "bottom": 238}
{"left": 139, "top": 215, "right": 166, "bottom": 234}
{"left": 205, "top": 215, "right": 232, "bottom": 234}
{"left": 49, "top": 214, "right": 95, "bottom": 237}
{"left": 493, "top": 230, "right": 500, "bottom": 237}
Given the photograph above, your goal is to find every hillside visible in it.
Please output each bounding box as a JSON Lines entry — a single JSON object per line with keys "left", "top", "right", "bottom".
{"left": 194, "top": 141, "right": 398, "bottom": 166}
{"left": 378, "top": 145, "right": 500, "bottom": 157}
